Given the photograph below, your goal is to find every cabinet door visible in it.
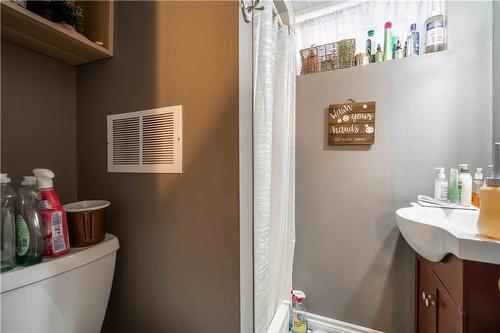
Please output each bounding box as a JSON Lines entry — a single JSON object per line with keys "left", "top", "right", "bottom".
{"left": 435, "top": 275, "right": 463, "bottom": 333}
{"left": 418, "top": 258, "right": 437, "bottom": 333}
{"left": 465, "top": 260, "right": 500, "bottom": 332}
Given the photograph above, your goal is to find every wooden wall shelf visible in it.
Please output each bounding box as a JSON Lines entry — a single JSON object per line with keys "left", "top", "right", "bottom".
{"left": 1, "top": 1, "right": 113, "bottom": 65}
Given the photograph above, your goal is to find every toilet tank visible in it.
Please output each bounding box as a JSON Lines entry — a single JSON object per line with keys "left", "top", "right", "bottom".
{"left": 1, "top": 233, "right": 119, "bottom": 333}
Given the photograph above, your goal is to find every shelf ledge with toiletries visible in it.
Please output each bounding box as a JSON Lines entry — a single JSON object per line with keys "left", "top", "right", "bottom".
{"left": 299, "top": 8, "right": 448, "bottom": 76}
{"left": 298, "top": 48, "right": 450, "bottom": 77}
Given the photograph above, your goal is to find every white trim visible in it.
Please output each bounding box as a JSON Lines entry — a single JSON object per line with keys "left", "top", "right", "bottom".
{"left": 306, "top": 312, "right": 384, "bottom": 333}
{"left": 239, "top": 6, "right": 254, "bottom": 333}
{"left": 266, "top": 301, "right": 385, "bottom": 333}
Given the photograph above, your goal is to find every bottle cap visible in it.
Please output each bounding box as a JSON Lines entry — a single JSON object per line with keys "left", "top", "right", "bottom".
{"left": 368, "top": 29, "right": 374, "bottom": 37}
{"left": 384, "top": 22, "right": 392, "bottom": 29}
{"left": 0, "top": 173, "right": 11, "bottom": 183}
{"left": 411, "top": 23, "right": 417, "bottom": 31}
{"left": 293, "top": 290, "right": 306, "bottom": 300}
{"left": 459, "top": 164, "right": 469, "bottom": 173}
{"left": 474, "top": 168, "right": 483, "bottom": 180}
{"left": 435, "top": 167, "right": 445, "bottom": 180}
{"left": 486, "top": 142, "right": 500, "bottom": 185}
{"left": 21, "top": 176, "right": 37, "bottom": 186}
{"left": 435, "top": 167, "right": 444, "bottom": 173}
{"left": 32, "top": 168, "right": 55, "bottom": 189}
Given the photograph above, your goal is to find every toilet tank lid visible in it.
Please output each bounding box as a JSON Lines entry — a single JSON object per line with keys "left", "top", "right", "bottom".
{"left": 1, "top": 233, "right": 119, "bottom": 294}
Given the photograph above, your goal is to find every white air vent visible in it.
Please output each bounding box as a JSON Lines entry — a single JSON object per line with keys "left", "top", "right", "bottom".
{"left": 107, "top": 105, "right": 182, "bottom": 173}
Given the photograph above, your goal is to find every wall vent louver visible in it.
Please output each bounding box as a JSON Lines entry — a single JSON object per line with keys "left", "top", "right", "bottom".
{"left": 107, "top": 105, "right": 182, "bottom": 173}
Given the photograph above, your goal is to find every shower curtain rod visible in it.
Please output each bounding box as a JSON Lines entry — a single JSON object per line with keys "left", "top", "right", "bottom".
{"left": 240, "top": 0, "right": 285, "bottom": 27}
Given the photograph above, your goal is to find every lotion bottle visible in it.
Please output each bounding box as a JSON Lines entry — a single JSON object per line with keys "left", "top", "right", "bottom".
{"left": 477, "top": 143, "right": 500, "bottom": 239}
{"left": 383, "top": 22, "right": 393, "bottom": 61}
{"left": 434, "top": 167, "right": 447, "bottom": 201}
{"left": 472, "top": 168, "right": 484, "bottom": 208}
{"left": 458, "top": 164, "right": 472, "bottom": 206}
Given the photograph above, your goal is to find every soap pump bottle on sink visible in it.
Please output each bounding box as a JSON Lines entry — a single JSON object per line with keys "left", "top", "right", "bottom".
{"left": 477, "top": 142, "right": 500, "bottom": 239}
{"left": 434, "top": 167, "right": 447, "bottom": 201}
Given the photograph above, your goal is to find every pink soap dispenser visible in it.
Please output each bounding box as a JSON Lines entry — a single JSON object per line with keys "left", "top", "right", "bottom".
{"left": 33, "top": 168, "right": 70, "bottom": 257}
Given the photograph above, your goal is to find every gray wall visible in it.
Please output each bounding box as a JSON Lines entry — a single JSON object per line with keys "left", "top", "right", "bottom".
{"left": 494, "top": 1, "right": 500, "bottom": 144}
{"left": 1, "top": 41, "right": 77, "bottom": 203}
{"left": 294, "top": 2, "right": 492, "bottom": 332}
{"left": 76, "top": 2, "right": 240, "bottom": 332}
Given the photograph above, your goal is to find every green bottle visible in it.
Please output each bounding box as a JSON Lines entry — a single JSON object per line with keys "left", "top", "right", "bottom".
{"left": 16, "top": 176, "right": 45, "bottom": 266}
{"left": 448, "top": 168, "right": 460, "bottom": 204}
{"left": 1, "top": 173, "right": 17, "bottom": 272}
{"left": 383, "top": 22, "right": 393, "bottom": 61}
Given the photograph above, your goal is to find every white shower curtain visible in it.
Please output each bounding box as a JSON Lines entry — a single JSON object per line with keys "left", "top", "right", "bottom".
{"left": 253, "top": 1, "right": 296, "bottom": 332}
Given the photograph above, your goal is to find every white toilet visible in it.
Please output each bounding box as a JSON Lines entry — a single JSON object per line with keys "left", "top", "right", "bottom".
{"left": 1, "top": 233, "right": 119, "bottom": 333}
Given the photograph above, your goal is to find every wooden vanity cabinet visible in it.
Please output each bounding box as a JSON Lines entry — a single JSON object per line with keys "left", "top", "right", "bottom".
{"left": 416, "top": 254, "right": 500, "bottom": 333}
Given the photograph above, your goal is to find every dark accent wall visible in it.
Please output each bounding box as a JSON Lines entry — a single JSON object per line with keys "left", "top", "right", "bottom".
{"left": 76, "top": 2, "right": 240, "bottom": 332}
{"left": 1, "top": 41, "right": 77, "bottom": 203}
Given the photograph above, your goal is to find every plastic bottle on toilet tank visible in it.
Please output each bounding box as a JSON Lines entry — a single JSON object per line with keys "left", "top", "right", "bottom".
{"left": 1, "top": 173, "right": 17, "bottom": 271}
{"left": 33, "top": 168, "right": 70, "bottom": 257}
{"left": 16, "top": 176, "right": 45, "bottom": 265}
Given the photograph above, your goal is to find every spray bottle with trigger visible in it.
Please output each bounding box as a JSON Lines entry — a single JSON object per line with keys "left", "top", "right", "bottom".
{"left": 32, "top": 168, "right": 71, "bottom": 257}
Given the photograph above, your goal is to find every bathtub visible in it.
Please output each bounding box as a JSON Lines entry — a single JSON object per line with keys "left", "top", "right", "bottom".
{"left": 265, "top": 301, "right": 385, "bottom": 333}
{"left": 266, "top": 301, "right": 291, "bottom": 333}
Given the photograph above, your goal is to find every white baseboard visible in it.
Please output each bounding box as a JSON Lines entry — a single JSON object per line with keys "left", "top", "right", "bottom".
{"left": 266, "top": 300, "right": 385, "bottom": 333}
{"left": 306, "top": 312, "right": 384, "bottom": 333}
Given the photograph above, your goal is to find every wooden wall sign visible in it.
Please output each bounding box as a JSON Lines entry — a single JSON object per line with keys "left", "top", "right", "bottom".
{"left": 328, "top": 101, "right": 375, "bottom": 145}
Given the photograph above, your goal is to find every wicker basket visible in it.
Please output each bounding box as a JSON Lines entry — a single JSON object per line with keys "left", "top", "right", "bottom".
{"left": 300, "top": 38, "right": 355, "bottom": 75}
{"left": 337, "top": 39, "right": 356, "bottom": 69}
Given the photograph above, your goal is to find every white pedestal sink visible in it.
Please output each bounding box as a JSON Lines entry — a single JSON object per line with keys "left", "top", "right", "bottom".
{"left": 396, "top": 204, "right": 500, "bottom": 264}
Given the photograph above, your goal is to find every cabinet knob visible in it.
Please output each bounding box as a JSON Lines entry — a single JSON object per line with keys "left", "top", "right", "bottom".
{"left": 422, "top": 292, "right": 436, "bottom": 307}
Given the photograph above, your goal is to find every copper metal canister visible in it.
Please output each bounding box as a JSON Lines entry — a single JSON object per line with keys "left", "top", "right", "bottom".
{"left": 63, "top": 200, "right": 110, "bottom": 247}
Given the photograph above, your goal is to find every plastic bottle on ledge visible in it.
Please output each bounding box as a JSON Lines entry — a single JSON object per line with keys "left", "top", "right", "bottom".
{"left": 395, "top": 40, "right": 404, "bottom": 59}
{"left": 425, "top": 10, "right": 447, "bottom": 53}
{"left": 366, "top": 29, "right": 375, "bottom": 62}
{"left": 375, "top": 44, "right": 383, "bottom": 62}
{"left": 391, "top": 36, "right": 400, "bottom": 59}
{"left": 383, "top": 22, "right": 393, "bottom": 61}
{"left": 407, "top": 23, "right": 420, "bottom": 56}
